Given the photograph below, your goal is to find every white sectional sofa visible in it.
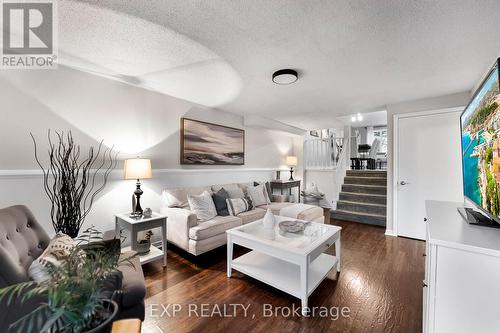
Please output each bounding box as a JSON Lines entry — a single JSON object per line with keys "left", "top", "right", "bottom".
{"left": 160, "top": 182, "right": 324, "bottom": 255}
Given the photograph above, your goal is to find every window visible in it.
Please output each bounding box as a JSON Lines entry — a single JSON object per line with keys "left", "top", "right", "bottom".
{"left": 372, "top": 127, "right": 387, "bottom": 154}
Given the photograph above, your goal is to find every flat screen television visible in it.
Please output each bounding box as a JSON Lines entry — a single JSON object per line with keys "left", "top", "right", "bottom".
{"left": 459, "top": 58, "right": 500, "bottom": 227}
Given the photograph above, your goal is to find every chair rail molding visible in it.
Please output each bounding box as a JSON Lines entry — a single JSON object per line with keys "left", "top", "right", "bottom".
{"left": 0, "top": 167, "right": 279, "bottom": 179}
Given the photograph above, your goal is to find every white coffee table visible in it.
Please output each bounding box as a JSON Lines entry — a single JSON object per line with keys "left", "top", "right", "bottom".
{"left": 226, "top": 216, "right": 341, "bottom": 315}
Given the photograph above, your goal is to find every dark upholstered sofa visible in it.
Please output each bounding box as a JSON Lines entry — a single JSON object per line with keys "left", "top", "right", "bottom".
{"left": 0, "top": 205, "right": 146, "bottom": 330}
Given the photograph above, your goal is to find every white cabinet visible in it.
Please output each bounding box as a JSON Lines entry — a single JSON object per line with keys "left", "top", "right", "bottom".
{"left": 424, "top": 201, "right": 500, "bottom": 333}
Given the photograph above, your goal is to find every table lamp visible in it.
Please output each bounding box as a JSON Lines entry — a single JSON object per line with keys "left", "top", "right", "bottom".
{"left": 286, "top": 155, "right": 298, "bottom": 180}
{"left": 124, "top": 158, "right": 152, "bottom": 216}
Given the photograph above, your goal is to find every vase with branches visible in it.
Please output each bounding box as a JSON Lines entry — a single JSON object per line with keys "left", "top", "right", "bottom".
{"left": 31, "top": 130, "right": 118, "bottom": 238}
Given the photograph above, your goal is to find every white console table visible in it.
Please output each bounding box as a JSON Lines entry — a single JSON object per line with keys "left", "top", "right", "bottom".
{"left": 424, "top": 201, "right": 500, "bottom": 333}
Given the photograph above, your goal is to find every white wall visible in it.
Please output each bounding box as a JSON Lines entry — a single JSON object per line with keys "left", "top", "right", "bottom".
{"left": 0, "top": 65, "right": 297, "bottom": 169}
{"left": 0, "top": 66, "right": 301, "bottom": 236}
{"left": 304, "top": 170, "right": 340, "bottom": 207}
{"left": 385, "top": 91, "right": 470, "bottom": 234}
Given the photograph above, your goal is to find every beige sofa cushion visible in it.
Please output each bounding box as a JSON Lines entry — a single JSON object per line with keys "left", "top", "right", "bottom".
{"left": 163, "top": 186, "right": 211, "bottom": 208}
{"left": 162, "top": 188, "right": 188, "bottom": 208}
{"left": 256, "top": 203, "right": 324, "bottom": 223}
{"left": 211, "top": 183, "right": 239, "bottom": 193}
{"left": 189, "top": 233, "right": 227, "bottom": 256}
{"left": 258, "top": 202, "right": 294, "bottom": 215}
{"left": 211, "top": 183, "right": 245, "bottom": 199}
{"left": 237, "top": 208, "right": 266, "bottom": 224}
{"left": 189, "top": 215, "right": 242, "bottom": 241}
{"left": 237, "top": 182, "right": 254, "bottom": 189}
{"left": 297, "top": 206, "right": 324, "bottom": 222}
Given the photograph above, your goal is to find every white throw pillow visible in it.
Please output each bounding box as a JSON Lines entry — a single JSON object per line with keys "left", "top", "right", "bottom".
{"left": 246, "top": 185, "right": 268, "bottom": 207}
{"left": 226, "top": 198, "right": 251, "bottom": 216}
{"left": 28, "top": 233, "right": 75, "bottom": 282}
{"left": 187, "top": 190, "right": 217, "bottom": 222}
{"left": 162, "top": 188, "right": 189, "bottom": 208}
{"left": 253, "top": 181, "right": 272, "bottom": 204}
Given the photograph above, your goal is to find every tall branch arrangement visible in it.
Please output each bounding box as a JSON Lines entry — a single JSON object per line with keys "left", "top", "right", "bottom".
{"left": 31, "top": 131, "right": 118, "bottom": 238}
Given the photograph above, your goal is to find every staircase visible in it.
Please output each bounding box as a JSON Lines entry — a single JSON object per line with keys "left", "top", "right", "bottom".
{"left": 331, "top": 170, "right": 387, "bottom": 226}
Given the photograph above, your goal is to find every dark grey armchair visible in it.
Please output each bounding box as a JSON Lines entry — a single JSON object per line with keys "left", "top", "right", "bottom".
{"left": 0, "top": 205, "right": 146, "bottom": 330}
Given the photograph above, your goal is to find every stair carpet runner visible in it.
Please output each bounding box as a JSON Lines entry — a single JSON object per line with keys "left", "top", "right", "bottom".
{"left": 331, "top": 170, "right": 387, "bottom": 226}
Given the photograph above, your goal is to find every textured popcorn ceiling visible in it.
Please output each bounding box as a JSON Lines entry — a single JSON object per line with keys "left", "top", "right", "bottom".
{"left": 73, "top": 0, "right": 500, "bottom": 124}
{"left": 5, "top": 0, "right": 500, "bottom": 126}
{"left": 57, "top": 1, "right": 242, "bottom": 107}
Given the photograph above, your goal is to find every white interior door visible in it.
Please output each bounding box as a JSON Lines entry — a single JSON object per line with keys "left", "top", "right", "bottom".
{"left": 396, "top": 110, "right": 463, "bottom": 239}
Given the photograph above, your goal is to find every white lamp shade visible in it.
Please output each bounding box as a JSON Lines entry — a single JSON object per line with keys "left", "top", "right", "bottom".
{"left": 124, "top": 158, "right": 152, "bottom": 180}
{"left": 286, "top": 156, "right": 298, "bottom": 167}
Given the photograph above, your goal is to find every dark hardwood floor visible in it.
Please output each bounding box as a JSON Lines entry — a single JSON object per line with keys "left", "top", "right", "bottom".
{"left": 141, "top": 220, "right": 425, "bottom": 333}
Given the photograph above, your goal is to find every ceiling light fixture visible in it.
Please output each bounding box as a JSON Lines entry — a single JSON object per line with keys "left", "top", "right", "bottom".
{"left": 351, "top": 113, "right": 363, "bottom": 122}
{"left": 272, "top": 69, "right": 298, "bottom": 85}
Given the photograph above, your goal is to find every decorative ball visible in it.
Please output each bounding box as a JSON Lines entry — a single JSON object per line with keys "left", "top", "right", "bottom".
{"left": 143, "top": 208, "right": 152, "bottom": 218}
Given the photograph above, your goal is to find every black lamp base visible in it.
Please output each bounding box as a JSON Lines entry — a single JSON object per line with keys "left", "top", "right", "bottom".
{"left": 289, "top": 168, "right": 294, "bottom": 181}
{"left": 133, "top": 179, "right": 144, "bottom": 215}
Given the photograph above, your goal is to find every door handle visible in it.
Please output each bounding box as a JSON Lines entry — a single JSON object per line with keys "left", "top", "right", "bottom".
{"left": 399, "top": 181, "right": 409, "bottom": 185}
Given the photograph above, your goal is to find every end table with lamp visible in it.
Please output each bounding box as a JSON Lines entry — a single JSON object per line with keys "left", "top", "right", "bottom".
{"left": 270, "top": 179, "right": 301, "bottom": 203}
{"left": 119, "top": 158, "right": 168, "bottom": 267}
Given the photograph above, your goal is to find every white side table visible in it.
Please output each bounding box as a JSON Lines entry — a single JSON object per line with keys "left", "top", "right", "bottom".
{"left": 114, "top": 212, "right": 167, "bottom": 267}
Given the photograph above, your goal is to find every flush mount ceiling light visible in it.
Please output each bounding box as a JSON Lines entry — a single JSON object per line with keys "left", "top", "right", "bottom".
{"left": 351, "top": 113, "right": 363, "bottom": 122}
{"left": 272, "top": 69, "right": 298, "bottom": 85}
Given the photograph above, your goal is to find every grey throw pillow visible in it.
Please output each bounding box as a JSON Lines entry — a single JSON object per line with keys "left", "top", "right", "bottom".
{"left": 212, "top": 188, "right": 230, "bottom": 216}
{"left": 187, "top": 190, "right": 217, "bottom": 222}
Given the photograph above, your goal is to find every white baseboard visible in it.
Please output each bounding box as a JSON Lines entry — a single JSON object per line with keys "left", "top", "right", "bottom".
{"left": 384, "top": 229, "right": 397, "bottom": 237}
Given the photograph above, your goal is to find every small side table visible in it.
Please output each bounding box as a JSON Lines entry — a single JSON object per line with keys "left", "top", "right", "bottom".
{"left": 270, "top": 180, "right": 301, "bottom": 203}
{"left": 114, "top": 212, "right": 167, "bottom": 267}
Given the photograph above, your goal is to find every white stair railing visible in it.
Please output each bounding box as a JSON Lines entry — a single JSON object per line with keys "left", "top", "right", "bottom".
{"left": 304, "top": 137, "right": 344, "bottom": 170}
{"left": 303, "top": 135, "right": 349, "bottom": 209}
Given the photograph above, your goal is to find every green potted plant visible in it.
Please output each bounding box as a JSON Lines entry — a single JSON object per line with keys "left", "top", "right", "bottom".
{"left": 136, "top": 230, "right": 154, "bottom": 255}
{"left": 0, "top": 228, "right": 135, "bottom": 333}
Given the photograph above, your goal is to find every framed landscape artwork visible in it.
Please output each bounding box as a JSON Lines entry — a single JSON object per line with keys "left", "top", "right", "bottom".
{"left": 180, "top": 118, "right": 245, "bottom": 165}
